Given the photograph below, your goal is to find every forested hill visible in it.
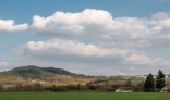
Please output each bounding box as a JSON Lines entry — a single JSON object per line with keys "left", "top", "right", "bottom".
{"left": 0, "top": 65, "right": 75, "bottom": 78}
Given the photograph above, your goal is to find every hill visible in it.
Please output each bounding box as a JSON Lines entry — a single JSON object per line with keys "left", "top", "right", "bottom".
{"left": 5, "top": 65, "right": 73, "bottom": 78}
{"left": 0, "top": 65, "right": 95, "bottom": 85}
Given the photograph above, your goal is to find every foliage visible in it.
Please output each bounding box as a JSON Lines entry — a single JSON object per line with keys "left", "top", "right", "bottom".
{"left": 144, "top": 74, "right": 155, "bottom": 92}
{"left": 156, "top": 70, "right": 166, "bottom": 90}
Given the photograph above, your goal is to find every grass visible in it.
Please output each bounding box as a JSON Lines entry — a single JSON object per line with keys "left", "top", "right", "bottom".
{"left": 0, "top": 92, "right": 170, "bottom": 100}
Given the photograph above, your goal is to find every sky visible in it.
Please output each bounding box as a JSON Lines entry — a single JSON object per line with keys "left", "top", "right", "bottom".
{"left": 1, "top": 0, "right": 170, "bottom": 75}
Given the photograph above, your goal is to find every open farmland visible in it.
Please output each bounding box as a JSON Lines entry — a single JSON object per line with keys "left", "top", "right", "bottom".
{"left": 0, "top": 92, "right": 170, "bottom": 100}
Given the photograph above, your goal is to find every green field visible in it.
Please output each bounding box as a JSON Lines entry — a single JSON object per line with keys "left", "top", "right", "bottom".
{"left": 0, "top": 92, "right": 170, "bottom": 100}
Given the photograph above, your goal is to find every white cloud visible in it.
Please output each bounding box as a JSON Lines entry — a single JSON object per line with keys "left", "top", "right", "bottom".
{"left": 23, "top": 38, "right": 170, "bottom": 66}
{"left": 31, "top": 9, "right": 115, "bottom": 39}
{"left": 21, "top": 38, "right": 170, "bottom": 75}
{"left": 152, "top": 12, "right": 170, "bottom": 20}
{"left": 32, "top": 9, "right": 113, "bottom": 29}
{"left": 125, "top": 52, "right": 160, "bottom": 65}
{"left": 126, "top": 52, "right": 151, "bottom": 64}
{"left": 0, "top": 20, "right": 28, "bottom": 32}
{"left": 0, "top": 61, "right": 9, "bottom": 66}
{"left": 25, "top": 38, "right": 127, "bottom": 57}
{"left": 31, "top": 9, "right": 170, "bottom": 40}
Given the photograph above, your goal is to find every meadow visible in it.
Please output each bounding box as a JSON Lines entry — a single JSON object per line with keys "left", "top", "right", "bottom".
{"left": 0, "top": 92, "right": 170, "bottom": 100}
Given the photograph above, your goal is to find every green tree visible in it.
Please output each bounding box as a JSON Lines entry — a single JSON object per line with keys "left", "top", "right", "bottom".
{"left": 156, "top": 70, "right": 166, "bottom": 90}
{"left": 144, "top": 73, "right": 155, "bottom": 92}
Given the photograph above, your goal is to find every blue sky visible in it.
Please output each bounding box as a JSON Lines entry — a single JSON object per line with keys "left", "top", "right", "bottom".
{"left": 1, "top": 0, "right": 170, "bottom": 75}
{"left": 1, "top": 0, "right": 170, "bottom": 20}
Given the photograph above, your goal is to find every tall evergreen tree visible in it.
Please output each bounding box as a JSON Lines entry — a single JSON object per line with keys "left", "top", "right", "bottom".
{"left": 156, "top": 70, "right": 166, "bottom": 90}
{"left": 144, "top": 73, "right": 155, "bottom": 92}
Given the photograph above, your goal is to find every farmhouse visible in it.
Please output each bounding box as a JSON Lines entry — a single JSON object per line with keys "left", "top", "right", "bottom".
{"left": 160, "top": 86, "right": 170, "bottom": 92}
{"left": 116, "top": 87, "right": 133, "bottom": 92}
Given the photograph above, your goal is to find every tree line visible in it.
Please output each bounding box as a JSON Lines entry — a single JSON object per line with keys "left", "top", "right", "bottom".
{"left": 144, "top": 70, "right": 166, "bottom": 92}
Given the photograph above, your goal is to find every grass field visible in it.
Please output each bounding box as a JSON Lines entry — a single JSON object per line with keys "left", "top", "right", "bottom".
{"left": 0, "top": 92, "right": 170, "bottom": 100}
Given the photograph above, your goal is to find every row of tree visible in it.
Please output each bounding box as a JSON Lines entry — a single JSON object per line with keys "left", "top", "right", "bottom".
{"left": 144, "top": 70, "right": 166, "bottom": 92}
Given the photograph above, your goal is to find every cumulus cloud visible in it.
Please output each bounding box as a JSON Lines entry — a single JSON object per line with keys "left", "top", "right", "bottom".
{"left": 125, "top": 52, "right": 160, "bottom": 65}
{"left": 31, "top": 9, "right": 170, "bottom": 40}
{"left": 31, "top": 9, "right": 115, "bottom": 40}
{"left": 0, "top": 19, "right": 28, "bottom": 32}
{"left": 25, "top": 39, "right": 127, "bottom": 57}
{"left": 23, "top": 38, "right": 170, "bottom": 67}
